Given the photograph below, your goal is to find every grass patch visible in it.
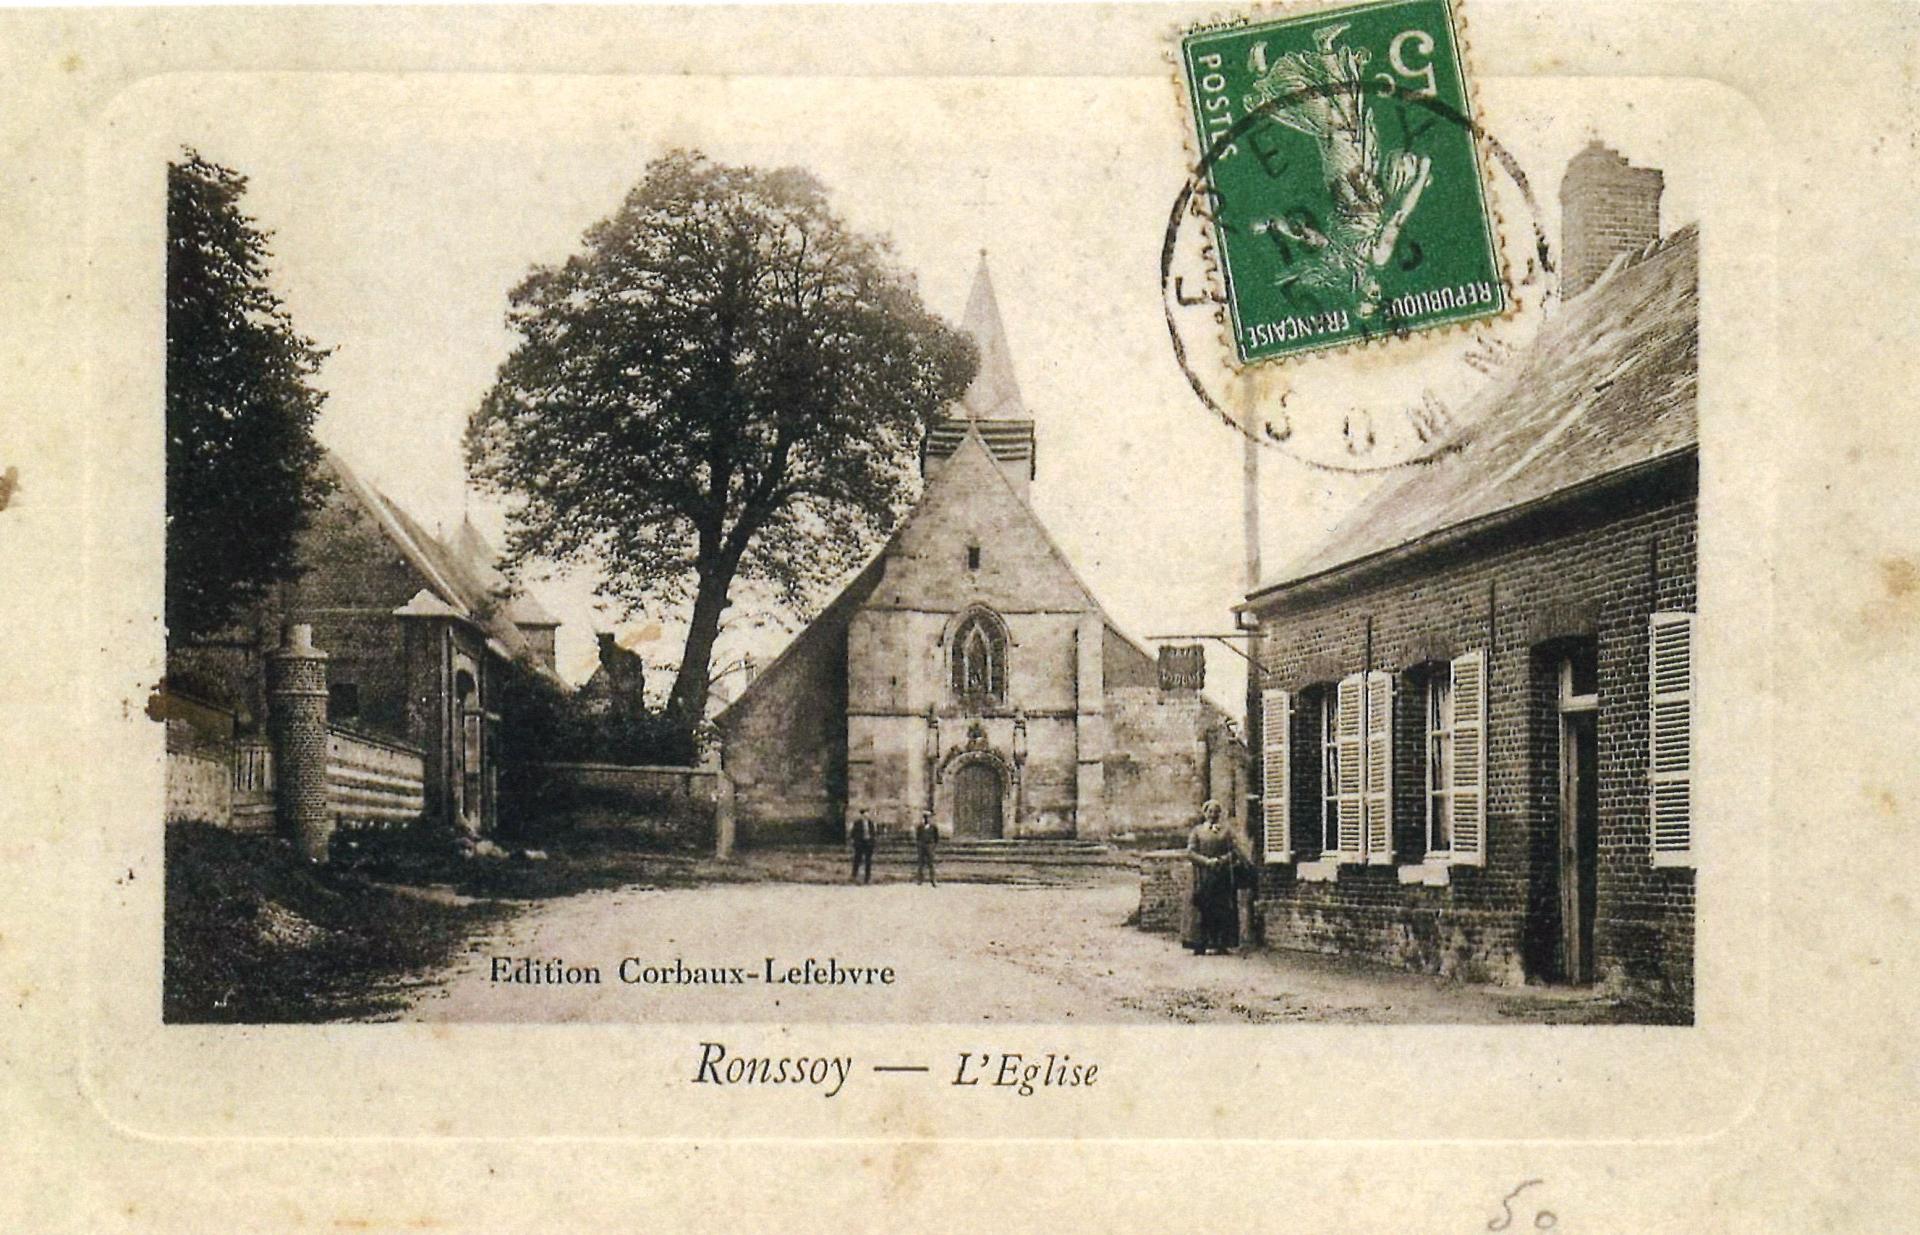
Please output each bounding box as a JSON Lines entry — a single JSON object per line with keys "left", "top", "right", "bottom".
{"left": 338, "top": 813, "right": 717, "bottom": 900}
{"left": 164, "top": 820, "right": 507, "bottom": 1023}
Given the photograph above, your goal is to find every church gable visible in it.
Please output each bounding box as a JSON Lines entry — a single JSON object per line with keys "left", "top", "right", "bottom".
{"left": 866, "top": 430, "right": 1094, "bottom": 616}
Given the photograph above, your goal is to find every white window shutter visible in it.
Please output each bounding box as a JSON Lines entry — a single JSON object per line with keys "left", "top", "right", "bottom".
{"left": 1364, "top": 670, "right": 1394, "bottom": 864}
{"left": 1260, "top": 687, "right": 1291, "bottom": 863}
{"left": 1335, "top": 674, "right": 1364, "bottom": 858}
{"left": 1449, "top": 650, "right": 1487, "bottom": 865}
{"left": 1649, "top": 612, "right": 1696, "bottom": 865}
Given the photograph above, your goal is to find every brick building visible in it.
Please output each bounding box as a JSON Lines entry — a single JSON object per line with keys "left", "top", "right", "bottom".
{"left": 1242, "top": 144, "right": 1697, "bottom": 1013}
{"left": 169, "top": 451, "right": 567, "bottom": 836}
{"left": 717, "top": 259, "right": 1244, "bottom": 844}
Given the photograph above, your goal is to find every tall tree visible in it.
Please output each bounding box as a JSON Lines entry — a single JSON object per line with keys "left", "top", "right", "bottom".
{"left": 166, "top": 150, "right": 331, "bottom": 645}
{"left": 468, "top": 151, "right": 977, "bottom": 754}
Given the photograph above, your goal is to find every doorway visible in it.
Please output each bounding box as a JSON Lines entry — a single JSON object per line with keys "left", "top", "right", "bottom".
{"left": 1554, "top": 648, "right": 1600, "bottom": 984}
{"left": 455, "top": 669, "right": 481, "bottom": 828}
{"left": 953, "top": 762, "right": 1005, "bottom": 838}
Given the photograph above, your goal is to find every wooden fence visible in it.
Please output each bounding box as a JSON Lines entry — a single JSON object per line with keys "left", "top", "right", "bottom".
{"left": 326, "top": 727, "right": 427, "bottom": 826}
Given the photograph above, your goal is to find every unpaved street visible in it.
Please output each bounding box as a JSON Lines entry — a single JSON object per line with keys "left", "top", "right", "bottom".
{"left": 400, "top": 864, "right": 1620, "bottom": 1024}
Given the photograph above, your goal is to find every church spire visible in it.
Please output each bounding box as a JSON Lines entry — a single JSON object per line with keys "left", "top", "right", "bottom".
{"left": 958, "top": 252, "right": 1028, "bottom": 421}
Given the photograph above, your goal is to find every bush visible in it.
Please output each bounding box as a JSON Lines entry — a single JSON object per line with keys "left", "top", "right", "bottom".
{"left": 492, "top": 654, "right": 682, "bottom": 765}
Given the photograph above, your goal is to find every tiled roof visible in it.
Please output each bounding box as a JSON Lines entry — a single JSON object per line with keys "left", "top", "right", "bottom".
{"left": 323, "top": 453, "right": 564, "bottom": 680}
{"left": 1263, "top": 225, "right": 1699, "bottom": 593}
{"left": 448, "top": 517, "right": 561, "bottom": 627}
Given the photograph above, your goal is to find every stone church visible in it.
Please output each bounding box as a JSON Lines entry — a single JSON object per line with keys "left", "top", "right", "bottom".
{"left": 716, "top": 260, "right": 1243, "bottom": 844}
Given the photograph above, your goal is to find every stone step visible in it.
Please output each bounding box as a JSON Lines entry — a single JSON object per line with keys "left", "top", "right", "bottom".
{"left": 865, "top": 838, "right": 1133, "bottom": 867}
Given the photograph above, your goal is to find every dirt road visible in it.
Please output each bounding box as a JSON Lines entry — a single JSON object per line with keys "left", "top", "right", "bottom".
{"left": 399, "top": 864, "right": 1622, "bottom": 1024}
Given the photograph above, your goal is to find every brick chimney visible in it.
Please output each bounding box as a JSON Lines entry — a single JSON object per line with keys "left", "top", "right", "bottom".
{"left": 1559, "top": 141, "right": 1664, "bottom": 299}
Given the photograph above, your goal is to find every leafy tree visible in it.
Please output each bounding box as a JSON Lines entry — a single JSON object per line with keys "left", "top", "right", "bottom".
{"left": 166, "top": 150, "right": 331, "bottom": 644}
{"left": 468, "top": 151, "right": 977, "bottom": 756}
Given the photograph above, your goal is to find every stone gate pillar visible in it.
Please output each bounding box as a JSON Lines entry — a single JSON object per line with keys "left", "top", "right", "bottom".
{"left": 714, "top": 771, "right": 737, "bottom": 862}
{"left": 267, "top": 623, "right": 332, "bottom": 862}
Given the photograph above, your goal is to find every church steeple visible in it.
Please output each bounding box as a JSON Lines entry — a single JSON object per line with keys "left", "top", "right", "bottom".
{"left": 923, "top": 252, "right": 1037, "bottom": 497}
{"left": 957, "top": 252, "right": 1028, "bottom": 422}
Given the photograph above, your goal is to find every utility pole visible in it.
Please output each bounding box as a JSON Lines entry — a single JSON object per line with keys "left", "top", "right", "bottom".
{"left": 1241, "top": 382, "right": 1262, "bottom": 593}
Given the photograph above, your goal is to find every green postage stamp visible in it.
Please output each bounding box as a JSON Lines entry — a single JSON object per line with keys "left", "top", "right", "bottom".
{"left": 1178, "top": 0, "right": 1505, "bottom": 364}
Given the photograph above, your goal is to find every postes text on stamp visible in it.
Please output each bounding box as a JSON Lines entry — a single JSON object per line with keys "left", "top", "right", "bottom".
{"left": 1179, "top": 0, "right": 1505, "bottom": 364}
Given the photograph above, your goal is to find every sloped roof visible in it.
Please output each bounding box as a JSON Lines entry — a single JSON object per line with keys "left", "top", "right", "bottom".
{"left": 957, "top": 255, "right": 1029, "bottom": 421}
{"left": 321, "top": 453, "right": 564, "bottom": 681}
{"left": 710, "top": 545, "right": 891, "bottom": 729}
{"left": 717, "top": 424, "right": 1207, "bottom": 726}
{"left": 1262, "top": 225, "right": 1699, "bottom": 594}
{"left": 448, "top": 517, "right": 561, "bottom": 628}
{"left": 504, "top": 593, "right": 562, "bottom": 628}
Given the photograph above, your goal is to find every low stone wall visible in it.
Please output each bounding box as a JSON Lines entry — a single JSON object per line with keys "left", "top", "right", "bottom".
{"left": 1137, "top": 849, "right": 1191, "bottom": 934}
{"left": 326, "top": 726, "right": 427, "bottom": 826}
{"left": 161, "top": 692, "right": 235, "bottom": 826}
{"left": 505, "top": 762, "right": 720, "bottom": 848}
{"left": 165, "top": 744, "right": 232, "bottom": 826}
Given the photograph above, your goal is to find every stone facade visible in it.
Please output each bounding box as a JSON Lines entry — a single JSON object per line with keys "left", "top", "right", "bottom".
{"left": 719, "top": 259, "right": 1242, "bottom": 844}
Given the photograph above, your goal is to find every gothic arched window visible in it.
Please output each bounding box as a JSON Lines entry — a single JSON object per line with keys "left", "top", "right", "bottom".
{"left": 951, "top": 610, "right": 1008, "bottom": 709}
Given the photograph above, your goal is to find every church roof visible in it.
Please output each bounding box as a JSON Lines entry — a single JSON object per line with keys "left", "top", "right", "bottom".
{"left": 1255, "top": 225, "right": 1699, "bottom": 598}
{"left": 717, "top": 425, "right": 1170, "bottom": 728}
{"left": 717, "top": 254, "right": 1230, "bottom": 731}
{"left": 925, "top": 256, "right": 1038, "bottom": 476}
{"left": 956, "top": 255, "right": 1029, "bottom": 421}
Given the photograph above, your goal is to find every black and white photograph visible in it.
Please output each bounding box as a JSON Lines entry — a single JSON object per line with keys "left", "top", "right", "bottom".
{"left": 3, "top": 2, "right": 1914, "bottom": 1230}
{"left": 152, "top": 49, "right": 1699, "bottom": 1029}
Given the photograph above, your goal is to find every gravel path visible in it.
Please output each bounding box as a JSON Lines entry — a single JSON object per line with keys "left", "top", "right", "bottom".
{"left": 399, "top": 868, "right": 1622, "bottom": 1024}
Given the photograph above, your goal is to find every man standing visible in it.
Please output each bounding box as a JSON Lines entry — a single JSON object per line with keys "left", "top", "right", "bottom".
{"left": 848, "top": 806, "right": 878, "bottom": 885}
{"left": 913, "top": 810, "right": 939, "bottom": 886}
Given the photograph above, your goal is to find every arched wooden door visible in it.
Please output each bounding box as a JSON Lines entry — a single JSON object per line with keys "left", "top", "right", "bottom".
{"left": 953, "top": 762, "right": 1004, "bottom": 838}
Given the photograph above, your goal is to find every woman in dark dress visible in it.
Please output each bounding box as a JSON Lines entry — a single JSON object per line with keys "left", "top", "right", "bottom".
{"left": 1186, "top": 800, "right": 1240, "bottom": 955}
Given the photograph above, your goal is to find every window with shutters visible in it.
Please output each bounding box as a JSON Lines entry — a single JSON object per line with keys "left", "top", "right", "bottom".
{"left": 1649, "top": 612, "right": 1695, "bottom": 865}
{"left": 1424, "top": 664, "right": 1455, "bottom": 857}
{"left": 1319, "top": 688, "right": 1344, "bottom": 854}
{"left": 1260, "top": 687, "right": 1291, "bottom": 862}
{"left": 1447, "top": 650, "right": 1488, "bottom": 866}
{"left": 1318, "top": 672, "right": 1392, "bottom": 862}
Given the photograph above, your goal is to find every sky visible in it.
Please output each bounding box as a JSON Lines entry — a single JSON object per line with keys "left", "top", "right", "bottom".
{"left": 165, "top": 69, "right": 1721, "bottom": 706}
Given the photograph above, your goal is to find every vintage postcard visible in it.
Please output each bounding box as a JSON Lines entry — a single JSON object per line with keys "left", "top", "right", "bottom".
{"left": 2, "top": 0, "right": 1914, "bottom": 1230}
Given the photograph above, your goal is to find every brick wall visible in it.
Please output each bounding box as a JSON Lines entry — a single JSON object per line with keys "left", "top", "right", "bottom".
{"left": 1560, "top": 142, "right": 1664, "bottom": 299}
{"left": 1248, "top": 459, "right": 1696, "bottom": 1011}
{"left": 1137, "top": 849, "right": 1191, "bottom": 933}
